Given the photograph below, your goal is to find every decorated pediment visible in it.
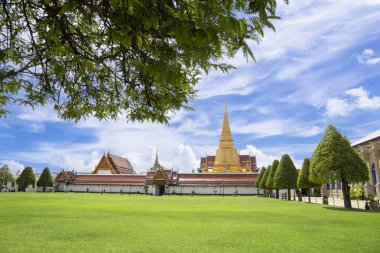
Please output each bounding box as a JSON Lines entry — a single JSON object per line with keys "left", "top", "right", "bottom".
{"left": 152, "top": 168, "right": 170, "bottom": 185}
{"left": 93, "top": 154, "right": 116, "bottom": 174}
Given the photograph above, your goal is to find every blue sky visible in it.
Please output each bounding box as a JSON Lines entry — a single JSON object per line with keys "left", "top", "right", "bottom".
{"left": 1, "top": 0, "right": 380, "bottom": 174}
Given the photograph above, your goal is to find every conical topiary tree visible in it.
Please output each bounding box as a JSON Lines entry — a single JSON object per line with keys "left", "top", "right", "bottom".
{"left": 37, "top": 167, "right": 54, "bottom": 192}
{"left": 297, "top": 158, "right": 320, "bottom": 203}
{"left": 16, "top": 166, "right": 35, "bottom": 192}
{"left": 266, "top": 160, "right": 279, "bottom": 198}
{"left": 310, "top": 125, "right": 369, "bottom": 209}
{"left": 254, "top": 167, "right": 266, "bottom": 189}
{"left": 273, "top": 154, "right": 298, "bottom": 200}
{"left": 260, "top": 165, "right": 271, "bottom": 196}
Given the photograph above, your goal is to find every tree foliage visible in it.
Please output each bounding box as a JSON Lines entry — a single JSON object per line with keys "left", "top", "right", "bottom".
{"left": 350, "top": 185, "right": 364, "bottom": 200}
{"left": 0, "top": 164, "right": 14, "bottom": 189}
{"left": 0, "top": 0, "right": 288, "bottom": 122}
{"left": 266, "top": 159, "right": 279, "bottom": 189}
{"left": 273, "top": 154, "right": 298, "bottom": 190}
{"left": 310, "top": 126, "right": 369, "bottom": 184}
{"left": 16, "top": 166, "right": 35, "bottom": 191}
{"left": 310, "top": 125, "right": 369, "bottom": 208}
{"left": 260, "top": 165, "right": 271, "bottom": 189}
{"left": 297, "top": 158, "right": 320, "bottom": 189}
{"left": 255, "top": 166, "right": 266, "bottom": 188}
{"left": 37, "top": 167, "right": 54, "bottom": 191}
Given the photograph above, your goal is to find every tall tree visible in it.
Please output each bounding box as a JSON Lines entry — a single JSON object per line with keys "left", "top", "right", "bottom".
{"left": 297, "top": 158, "right": 320, "bottom": 203}
{"left": 37, "top": 167, "right": 54, "bottom": 192}
{"left": 16, "top": 167, "right": 36, "bottom": 192}
{"left": 273, "top": 154, "right": 298, "bottom": 200}
{"left": 310, "top": 125, "right": 369, "bottom": 209}
{"left": 0, "top": 0, "right": 288, "bottom": 122}
{"left": 0, "top": 165, "right": 15, "bottom": 191}
{"left": 266, "top": 160, "right": 279, "bottom": 198}
{"left": 255, "top": 167, "right": 266, "bottom": 188}
{"left": 260, "top": 165, "right": 271, "bottom": 196}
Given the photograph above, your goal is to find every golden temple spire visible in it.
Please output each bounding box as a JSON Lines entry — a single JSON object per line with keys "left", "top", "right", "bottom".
{"left": 219, "top": 104, "right": 234, "bottom": 148}
{"left": 212, "top": 104, "right": 245, "bottom": 173}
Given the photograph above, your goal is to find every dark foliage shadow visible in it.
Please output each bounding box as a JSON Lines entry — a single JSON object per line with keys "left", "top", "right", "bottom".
{"left": 324, "top": 206, "right": 380, "bottom": 213}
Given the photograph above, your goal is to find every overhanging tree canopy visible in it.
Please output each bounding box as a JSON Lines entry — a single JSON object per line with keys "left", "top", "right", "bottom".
{"left": 1, "top": 0, "right": 288, "bottom": 122}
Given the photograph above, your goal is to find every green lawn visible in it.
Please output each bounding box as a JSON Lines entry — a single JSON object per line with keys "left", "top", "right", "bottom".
{"left": 0, "top": 193, "right": 379, "bottom": 253}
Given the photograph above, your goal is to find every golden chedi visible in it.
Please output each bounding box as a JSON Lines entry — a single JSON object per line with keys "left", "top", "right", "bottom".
{"left": 212, "top": 105, "right": 245, "bottom": 173}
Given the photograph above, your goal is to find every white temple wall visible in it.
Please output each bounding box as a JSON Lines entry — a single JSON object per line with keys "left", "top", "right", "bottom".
{"left": 64, "top": 184, "right": 145, "bottom": 193}
{"left": 167, "top": 185, "right": 260, "bottom": 195}
{"left": 57, "top": 183, "right": 261, "bottom": 195}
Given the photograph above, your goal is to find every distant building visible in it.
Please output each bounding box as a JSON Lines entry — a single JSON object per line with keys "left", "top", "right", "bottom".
{"left": 93, "top": 152, "right": 135, "bottom": 174}
{"left": 199, "top": 155, "right": 257, "bottom": 173}
{"left": 352, "top": 129, "right": 380, "bottom": 196}
{"left": 199, "top": 105, "right": 257, "bottom": 173}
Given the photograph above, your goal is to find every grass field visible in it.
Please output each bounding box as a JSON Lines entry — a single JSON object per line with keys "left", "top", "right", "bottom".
{"left": 0, "top": 193, "right": 379, "bottom": 253}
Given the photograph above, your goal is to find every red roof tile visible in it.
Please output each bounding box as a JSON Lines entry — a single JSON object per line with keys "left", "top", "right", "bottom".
{"left": 109, "top": 154, "right": 133, "bottom": 171}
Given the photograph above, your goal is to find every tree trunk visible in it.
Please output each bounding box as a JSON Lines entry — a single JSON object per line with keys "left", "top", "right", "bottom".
{"left": 341, "top": 178, "right": 352, "bottom": 209}
{"left": 43, "top": 187, "right": 46, "bottom": 192}
{"left": 287, "top": 189, "right": 291, "bottom": 200}
{"left": 276, "top": 189, "right": 279, "bottom": 199}
{"left": 308, "top": 188, "right": 311, "bottom": 203}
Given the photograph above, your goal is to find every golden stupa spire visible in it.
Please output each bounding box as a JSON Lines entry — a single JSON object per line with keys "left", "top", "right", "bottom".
{"left": 219, "top": 104, "right": 234, "bottom": 148}
{"left": 212, "top": 104, "right": 246, "bottom": 173}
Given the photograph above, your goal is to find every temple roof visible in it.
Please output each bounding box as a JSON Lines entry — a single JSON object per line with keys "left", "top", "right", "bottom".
{"left": 352, "top": 129, "right": 380, "bottom": 147}
{"left": 108, "top": 153, "right": 133, "bottom": 170}
{"left": 93, "top": 152, "right": 135, "bottom": 174}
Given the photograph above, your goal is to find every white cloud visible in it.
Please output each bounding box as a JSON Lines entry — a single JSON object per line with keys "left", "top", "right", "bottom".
{"left": 357, "top": 49, "right": 380, "bottom": 65}
{"left": 326, "top": 98, "right": 351, "bottom": 117}
{"left": 175, "top": 144, "right": 199, "bottom": 172}
{"left": 241, "top": 145, "right": 278, "bottom": 168}
{"left": 346, "top": 86, "right": 380, "bottom": 110}
{"left": 29, "top": 123, "right": 45, "bottom": 133}
{"left": 297, "top": 126, "right": 322, "bottom": 137}
{"left": 232, "top": 119, "right": 322, "bottom": 138}
{"left": 196, "top": 70, "right": 259, "bottom": 99}
{"left": 18, "top": 105, "right": 60, "bottom": 123}
{"left": 240, "top": 144, "right": 304, "bottom": 169}
{"left": 0, "top": 160, "right": 25, "bottom": 175}
{"left": 326, "top": 86, "right": 380, "bottom": 117}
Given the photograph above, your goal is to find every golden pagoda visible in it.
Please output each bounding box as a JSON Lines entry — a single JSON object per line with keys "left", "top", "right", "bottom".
{"left": 209, "top": 105, "right": 249, "bottom": 173}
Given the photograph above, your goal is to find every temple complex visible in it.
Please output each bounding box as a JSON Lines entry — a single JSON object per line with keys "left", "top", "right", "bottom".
{"left": 55, "top": 106, "right": 259, "bottom": 195}
{"left": 199, "top": 105, "right": 257, "bottom": 173}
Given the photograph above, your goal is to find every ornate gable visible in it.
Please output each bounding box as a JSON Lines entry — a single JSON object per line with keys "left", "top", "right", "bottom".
{"left": 152, "top": 168, "right": 169, "bottom": 185}
{"left": 93, "top": 154, "right": 117, "bottom": 174}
